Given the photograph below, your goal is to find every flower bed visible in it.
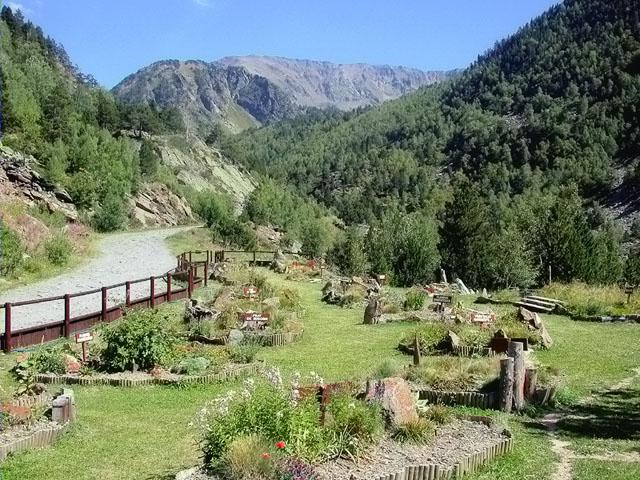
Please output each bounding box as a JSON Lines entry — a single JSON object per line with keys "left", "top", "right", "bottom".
{"left": 176, "top": 369, "right": 512, "bottom": 480}
{"left": 0, "top": 389, "right": 75, "bottom": 461}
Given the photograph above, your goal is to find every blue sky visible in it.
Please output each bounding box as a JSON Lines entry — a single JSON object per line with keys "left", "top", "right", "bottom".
{"left": 6, "top": 0, "right": 559, "bottom": 88}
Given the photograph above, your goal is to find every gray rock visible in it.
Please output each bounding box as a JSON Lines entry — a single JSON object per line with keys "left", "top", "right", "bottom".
{"left": 363, "top": 296, "right": 382, "bottom": 324}
{"left": 228, "top": 329, "right": 244, "bottom": 346}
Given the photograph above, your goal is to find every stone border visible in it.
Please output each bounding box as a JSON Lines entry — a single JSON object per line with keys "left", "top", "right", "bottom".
{"left": 193, "top": 331, "right": 304, "bottom": 347}
{"left": 415, "top": 389, "right": 497, "bottom": 409}
{"left": 570, "top": 313, "right": 640, "bottom": 323}
{"left": 370, "top": 435, "right": 513, "bottom": 480}
{"left": 34, "top": 363, "right": 261, "bottom": 387}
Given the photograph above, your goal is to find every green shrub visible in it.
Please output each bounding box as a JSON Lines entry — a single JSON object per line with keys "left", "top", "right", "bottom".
{"left": 225, "top": 434, "right": 277, "bottom": 480}
{"left": 12, "top": 344, "right": 68, "bottom": 384}
{"left": 325, "top": 394, "right": 384, "bottom": 458}
{"left": 44, "top": 234, "right": 72, "bottom": 266}
{"left": 0, "top": 223, "right": 24, "bottom": 276}
{"left": 171, "top": 356, "right": 210, "bottom": 375}
{"left": 421, "top": 404, "right": 452, "bottom": 425}
{"left": 227, "top": 337, "right": 261, "bottom": 363}
{"left": 93, "top": 192, "right": 127, "bottom": 232}
{"left": 405, "top": 356, "right": 499, "bottom": 391}
{"left": 287, "top": 399, "right": 330, "bottom": 462}
{"left": 404, "top": 289, "right": 427, "bottom": 311}
{"left": 373, "top": 360, "right": 399, "bottom": 379}
{"left": 392, "top": 418, "right": 436, "bottom": 444}
{"left": 99, "top": 309, "right": 176, "bottom": 372}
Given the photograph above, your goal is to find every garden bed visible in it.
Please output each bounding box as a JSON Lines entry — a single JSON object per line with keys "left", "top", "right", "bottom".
{"left": 176, "top": 418, "right": 512, "bottom": 480}
{"left": 34, "top": 362, "right": 261, "bottom": 387}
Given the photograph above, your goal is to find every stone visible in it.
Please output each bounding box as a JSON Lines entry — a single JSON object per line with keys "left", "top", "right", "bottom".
{"left": 262, "top": 297, "right": 280, "bottom": 309}
{"left": 228, "top": 329, "right": 244, "bottom": 346}
{"left": 64, "top": 354, "right": 82, "bottom": 374}
{"left": 321, "top": 279, "right": 344, "bottom": 304}
{"left": 446, "top": 330, "right": 461, "bottom": 350}
{"left": 455, "top": 278, "right": 471, "bottom": 295}
{"left": 363, "top": 296, "right": 382, "bottom": 325}
{"left": 271, "top": 249, "right": 288, "bottom": 274}
{"left": 130, "top": 183, "right": 194, "bottom": 227}
{"left": 184, "top": 299, "right": 216, "bottom": 323}
{"left": 365, "top": 377, "right": 418, "bottom": 426}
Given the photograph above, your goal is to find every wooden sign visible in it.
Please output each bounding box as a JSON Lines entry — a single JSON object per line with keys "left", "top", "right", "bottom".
{"left": 239, "top": 311, "right": 271, "bottom": 330}
{"left": 624, "top": 285, "right": 634, "bottom": 295}
{"left": 75, "top": 332, "right": 93, "bottom": 343}
{"left": 433, "top": 294, "right": 453, "bottom": 304}
{"left": 74, "top": 332, "right": 93, "bottom": 362}
{"left": 243, "top": 285, "right": 259, "bottom": 299}
{"left": 470, "top": 312, "right": 493, "bottom": 324}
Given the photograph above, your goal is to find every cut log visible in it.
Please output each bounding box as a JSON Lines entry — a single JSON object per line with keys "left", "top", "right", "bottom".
{"left": 413, "top": 333, "right": 421, "bottom": 366}
{"left": 524, "top": 368, "right": 538, "bottom": 401}
{"left": 508, "top": 341, "right": 525, "bottom": 411}
{"left": 498, "top": 358, "right": 514, "bottom": 413}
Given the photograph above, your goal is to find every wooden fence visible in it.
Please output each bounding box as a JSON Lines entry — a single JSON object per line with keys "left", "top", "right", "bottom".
{"left": 416, "top": 389, "right": 497, "bottom": 409}
{"left": 213, "top": 249, "right": 295, "bottom": 265}
{"left": 1, "top": 251, "right": 211, "bottom": 353}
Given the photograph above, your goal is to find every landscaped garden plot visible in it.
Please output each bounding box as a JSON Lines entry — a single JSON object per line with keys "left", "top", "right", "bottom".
{"left": 540, "top": 283, "right": 640, "bottom": 319}
{"left": 1, "top": 270, "right": 640, "bottom": 480}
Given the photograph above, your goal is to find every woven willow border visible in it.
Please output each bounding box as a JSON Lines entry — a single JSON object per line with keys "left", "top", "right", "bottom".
{"left": 415, "top": 389, "right": 497, "bottom": 409}
{"left": 35, "top": 363, "right": 261, "bottom": 387}
{"left": 0, "top": 425, "right": 67, "bottom": 461}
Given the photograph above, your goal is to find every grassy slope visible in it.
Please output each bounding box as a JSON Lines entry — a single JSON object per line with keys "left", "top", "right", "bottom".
{"left": 1, "top": 270, "right": 639, "bottom": 479}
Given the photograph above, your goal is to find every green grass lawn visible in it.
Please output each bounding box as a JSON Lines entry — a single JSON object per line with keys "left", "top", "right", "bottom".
{"left": 1, "top": 270, "right": 640, "bottom": 479}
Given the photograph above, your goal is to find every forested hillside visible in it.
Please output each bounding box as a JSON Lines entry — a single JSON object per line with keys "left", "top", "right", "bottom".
{"left": 222, "top": 0, "right": 640, "bottom": 288}
{"left": 0, "top": 7, "right": 183, "bottom": 231}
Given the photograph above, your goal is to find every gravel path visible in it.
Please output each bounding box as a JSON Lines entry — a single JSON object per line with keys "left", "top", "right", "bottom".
{"left": 0, "top": 226, "right": 192, "bottom": 331}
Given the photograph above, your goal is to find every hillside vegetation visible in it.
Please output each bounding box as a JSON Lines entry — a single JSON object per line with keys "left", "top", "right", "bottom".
{"left": 222, "top": 0, "right": 640, "bottom": 288}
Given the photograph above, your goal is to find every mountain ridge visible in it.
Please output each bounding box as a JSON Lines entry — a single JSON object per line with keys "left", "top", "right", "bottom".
{"left": 112, "top": 55, "right": 453, "bottom": 133}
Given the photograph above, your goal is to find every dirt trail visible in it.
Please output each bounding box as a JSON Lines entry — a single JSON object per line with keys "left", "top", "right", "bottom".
{"left": 0, "top": 226, "right": 192, "bottom": 331}
{"left": 543, "top": 368, "right": 640, "bottom": 480}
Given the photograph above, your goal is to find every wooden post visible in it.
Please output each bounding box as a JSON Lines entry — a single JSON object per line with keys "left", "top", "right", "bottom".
{"left": 508, "top": 341, "right": 525, "bottom": 411}
{"left": 413, "top": 333, "right": 421, "bottom": 366}
{"left": 253, "top": 251, "right": 256, "bottom": 265}
{"left": 4, "top": 303, "right": 12, "bottom": 353}
{"left": 188, "top": 251, "right": 192, "bottom": 264}
{"left": 204, "top": 262, "right": 209, "bottom": 286}
{"left": 64, "top": 294, "right": 71, "bottom": 337}
{"left": 498, "top": 358, "right": 514, "bottom": 412}
{"left": 187, "top": 267, "right": 193, "bottom": 298}
{"left": 101, "top": 287, "right": 108, "bottom": 321}
{"left": 525, "top": 368, "right": 538, "bottom": 402}
{"left": 149, "top": 276, "right": 155, "bottom": 308}
{"left": 167, "top": 273, "right": 172, "bottom": 302}
{"left": 206, "top": 250, "right": 210, "bottom": 264}
{"left": 125, "top": 281, "right": 131, "bottom": 307}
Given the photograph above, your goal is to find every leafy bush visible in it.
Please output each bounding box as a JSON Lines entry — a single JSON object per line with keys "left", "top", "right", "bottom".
{"left": 391, "top": 418, "right": 436, "bottom": 444}
{"left": 325, "top": 393, "right": 384, "bottom": 459}
{"left": 171, "top": 356, "right": 210, "bottom": 375}
{"left": 405, "top": 356, "right": 499, "bottom": 391}
{"left": 92, "top": 192, "right": 128, "bottom": 232}
{"left": 373, "top": 360, "right": 399, "bottom": 379}
{"left": 286, "top": 399, "right": 330, "bottom": 463}
{"left": 404, "top": 289, "right": 427, "bottom": 311}
{"left": 99, "top": 310, "right": 176, "bottom": 372}
{"left": 12, "top": 344, "right": 68, "bottom": 386}
{"left": 0, "top": 223, "right": 24, "bottom": 276}
{"left": 44, "top": 234, "right": 72, "bottom": 266}
{"left": 228, "top": 339, "right": 261, "bottom": 364}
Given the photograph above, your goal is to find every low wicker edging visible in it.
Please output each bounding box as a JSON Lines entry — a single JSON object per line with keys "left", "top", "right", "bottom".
{"left": 370, "top": 435, "right": 513, "bottom": 480}
{"left": 451, "top": 345, "right": 495, "bottom": 357}
{"left": 0, "top": 424, "right": 67, "bottom": 461}
{"left": 192, "top": 331, "right": 304, "bottom": 347}
{"left": 10, "top": 391, "right": 52, "bottom": 409}
{"left": 415, "top": 389, "right": 497, "bottom": 409}
{"left": 570, "top": 313, "right": 640, "bottom": 323}
{"left": 34, "top": 362, "right": 261, "bottom": 387}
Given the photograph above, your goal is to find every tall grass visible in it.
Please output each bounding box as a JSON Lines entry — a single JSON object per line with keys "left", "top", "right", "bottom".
{"left": 541, "top": 282, "right": 640, "bottom": 316}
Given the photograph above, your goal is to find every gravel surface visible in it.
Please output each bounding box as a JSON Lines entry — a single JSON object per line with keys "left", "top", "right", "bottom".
{"left": 0, "top": 419, "right": 59, "bottom": 446}
{"left": 175, "top": 419, "right": 509, "bottom": 480}
{"left": 0, "top": 226, "right": 192, "bottom": 331}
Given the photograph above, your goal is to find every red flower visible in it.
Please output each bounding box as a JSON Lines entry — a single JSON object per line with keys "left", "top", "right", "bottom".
{"left": 275, "top": 441, "right": 286, "bottom": 449}
{"left": 261, "top": 452, "right": 271, "bottom": 459}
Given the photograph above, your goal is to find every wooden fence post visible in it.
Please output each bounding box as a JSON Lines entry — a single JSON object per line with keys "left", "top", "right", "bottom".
{"left": 498, "top": 357, "right": 514, "bottom": 412}
{"left": 413, "top": 333, "right": 421, "bottom": 366}
{"left": 188, "top": 267, "right": 193, "bottom": 298}
{"left": 525, "top": 368, "right": 538, "bottom": 401}
{"left": 167, "top": 273, "right": 172, "bottom": 302}
{"left": 204, "top": 262, "right": 208, "bottom": 286}
{"left": 4, "top": 303, "right": 12, "bottom": 353}
{"left": 64, "top": 294, "right": 71, "bottom": 337}
{"left": 189, "top": 251, "right": 192, "bottom": 264}
{"left": 253, "top": 251, "right": 256, "bottom": 265}
{"left": 101, "top": 287, "right": 108, "bottom": 321}
{"left": 150, "top": 276, "right": 155, "bottom": 308}
{"left": 508, "top": 341, "right": 525, "bottom": 411}
{"left": 125, "top": 281, "right": 131, "bottom": 307}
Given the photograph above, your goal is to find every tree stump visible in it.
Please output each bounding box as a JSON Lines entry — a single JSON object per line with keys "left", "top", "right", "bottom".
{"left": 508, "top": 341, "right": 525, "bottom": 411}
{"left": 525, "top": 368, "right": 538, "bottom": 401}
{"left": 413, "top": 333, "right": 421, "bottom": 366}
{"left": 498, "top": 358, "right": 514, "bottom": 412}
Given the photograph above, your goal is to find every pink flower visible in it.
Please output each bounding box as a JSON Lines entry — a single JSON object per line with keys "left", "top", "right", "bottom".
{"left": 261, "top": 452, "right": 271, "bottom": 459}
{"left": 275, "top": 441, "right": 286, "bottom": 449}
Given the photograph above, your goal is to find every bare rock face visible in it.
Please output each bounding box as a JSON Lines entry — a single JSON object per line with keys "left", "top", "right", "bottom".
{"left": 0, "top": 146, "right": 78, "bottom": 221}
{"left": 2, "top": 213, "right": 50, "bottom": 250}
{"left": 365, "top": 377, "right": 418, "bottom": 426}
{"left": 131, "top": 182, "right": 194, "bottom": 227}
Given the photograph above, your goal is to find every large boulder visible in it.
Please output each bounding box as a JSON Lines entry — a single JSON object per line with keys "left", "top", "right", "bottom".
{"left": 365, "top": 377, "right": 418, "bottom": 426}
{"left": 271, "top": 249, "right": 288, "bottom": 274}
{"left": 321, "top": 279, "right": 344, "bottom": 304}
{"left": 64, "top": 354, "right": 82, "bottom": 374}
{"left": 228, "top": 329, "right": 245, "bottom": 346}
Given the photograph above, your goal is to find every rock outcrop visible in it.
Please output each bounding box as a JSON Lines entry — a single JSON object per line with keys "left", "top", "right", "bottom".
{"left": 130, "top": 183, "right": 194, "bottom": 227}
{"left": 0, "top": 146, "right": 78, "bottom": 221}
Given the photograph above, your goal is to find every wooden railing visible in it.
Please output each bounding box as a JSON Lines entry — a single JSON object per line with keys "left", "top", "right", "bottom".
{"left": 1, "top": 251, "right": 211, "bottom": 353}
